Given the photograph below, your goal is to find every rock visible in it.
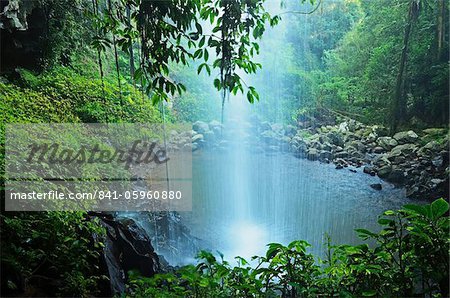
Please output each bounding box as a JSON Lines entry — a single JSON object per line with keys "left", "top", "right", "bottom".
{"left": 271, "top": 123, "right": 284, "bottom": 134}
{"left": 377, "top": 165, "right": 393, "bottom": 178}
{"left": 321, "top": 142, "right": 333, "bottom": 151}
{"left": 193, "top": 121, "right": 210, "bottom": 134}
{"left": 261, "top": 130, "right": 279, "bottom": 145}
{"left": 378, "top": 137, "right": 398, "bottom": 150}
{"left": 349, "top": 140, "right": 366, "bottom": 153}
{"left": 307, "top": 148, "right": 319, "bottom": 161}
{"left": 327, "top": 131, "right": 344, "bottom": 147}
{"left": 388, "top": 144, "right": 418, "bottom": 158}
{"left": 260, "top": 121, "right": 272, "bottom": 131}
{"left": 363, "top": 166, "right": 376, "bottom": 176}
{"left": 386, "top": 169, "right": 405, "bottom": 184}
{"left": 418, "top": 141, "right": 439, "bottom": 156}
{"left": 320, "top": 150, "right": 333, "bottom": 161}
{"left": 203, "top": 131, "right": 215, "bottom": 143}
{"left": 393, "top": 130, "right": 419, "bottom": 144}
{"left": 100, "top": 217, "right": 164, "bottom": 295}
{"left": 367, "top": 132, "right": 378, "bottom": 143}
{"left": 209, "top": 120, "right": 222, "bottom": 129}
{"left": 370, "top": 183, "right": 382, "bottom": 190}
{"left": 335, "top": 164, "right": 343, "bottom": 169}
{"left": 431, "top": 178, "right": 445, "bottom": 185}
{"left": 338, "top": 121, "right": 349, "bottom": 133}
{"left": 284, "top": 125, "right": 297, "bottom": 137}
{"left": 334, "top": 151, "right": 349, "bottom": 159}
{"left": 192, "top": 134, "right": 204, "bottom": 143}
{"left": 373, "top": 155, "right": 391, "bottom": 167}
{"left": 373, "top": 146, "right": 384, "bottom": 154}
{"left": 432, "top": 155, "right": 444, "bottom": 168}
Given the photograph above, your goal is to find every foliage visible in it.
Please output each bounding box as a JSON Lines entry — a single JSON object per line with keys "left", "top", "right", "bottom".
{"left": 86, "top": 0, "right": 283, "bottom": 108}
{"left": 319, "top": 0, "right": 449, "bottom": 128}
{"left": 127, "top": 199, "right": 450, "bottom": 297}
{"left": 2, "top": 67, "right": 161, "bottom": 124}
{"left": 0, "top": 212, "right": 107, "bottom": 297}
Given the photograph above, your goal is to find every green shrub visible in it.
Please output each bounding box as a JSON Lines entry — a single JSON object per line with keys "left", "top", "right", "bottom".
{"left": 127, "top": 199, "right": 450, "bottom": 297}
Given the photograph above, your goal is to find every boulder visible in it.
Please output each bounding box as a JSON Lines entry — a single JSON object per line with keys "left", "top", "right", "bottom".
{"left": 334, "top": 151, "right": 349, "bottom": 159}
{"left": 193, "top": 121, "right": 210, "bottom": 134}
{"left": 327, "top": 131, "right": 344, "bottom": 147}
{"left": 377, "top": 165, "right": 393, "bottom": 178}
{"left": 203, "top": 131, "right": 216, "bottom": 143}
{"left": 370, "top": 183, "right": 382, "bottom": 190}
{"left": 386, "top": 169, "right": 405, "bottom": 184}
{"left": 192, "top": 134, "right": 204, "bottom": 143}
{"left": 261, "top": 130, "right": 279, "bottom": 145}
{"left": 363, "top": 166, "right": 376, "bottom": 176}
{"left": 373, "top": 146, "right": 385, "bottom": 154}
{"left": 320, "top": 150, "right": 333, "bottom": 161}
{"left": 377, "top": 137, "right": 398, "bottom": 150}
{"left": 307, "top": 148, "right": 319, "bottom": 161}
{"left": 271, "top": 123, "right": 284, "bottom": 134}
{"left": 393, "top": 130, "right": 419, "bottom": 144}
{"left": 388, "top": 144, "right": 418, "bottom": 159}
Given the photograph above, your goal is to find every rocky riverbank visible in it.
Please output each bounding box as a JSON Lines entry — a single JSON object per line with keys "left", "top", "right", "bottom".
{"left": 187, "top": 119, "right": 449, "bottom": 202}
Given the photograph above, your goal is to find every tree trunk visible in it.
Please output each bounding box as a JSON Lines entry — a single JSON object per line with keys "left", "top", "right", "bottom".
{"left": 391, "top": 0, "right": 419, "bottom": 133}
{"left": 126, "top": 5, "right": 136, "bottom": 84}
{"left": 437, "top": 0, "right": 445, "bottom": 60}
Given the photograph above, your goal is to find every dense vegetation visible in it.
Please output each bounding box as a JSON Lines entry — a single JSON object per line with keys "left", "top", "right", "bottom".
{"left": 0, "top": 0, "right": 448, "bottom": 297}
{"left": 127, "top": 199, "right": 449, "bottom": 297}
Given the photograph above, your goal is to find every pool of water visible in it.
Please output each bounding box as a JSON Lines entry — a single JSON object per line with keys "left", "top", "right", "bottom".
{"left": 177, "top": 150, "right": 412, "bottom": 263}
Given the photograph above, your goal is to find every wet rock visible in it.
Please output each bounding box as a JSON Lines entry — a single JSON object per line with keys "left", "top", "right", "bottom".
{"left": 203, "top": 131, "right": 216, "bottom": 143}
{"left": 327, "top": 131, "right": 344, "bottom": 147}
{"left": 307, "top": 148, "right": 319, "bottom": 161}
{"left": 260, "top": 121, "right": 272, "bottom": 132}
{"left": 370, "top": 183, "right": 382, "bottom": 190}
{"left": 386, "top": 169, "right": 405, "bottom": 184}
{"left": 334, "top": 151, "right": 349, "bottom": 159}
{"left": 377, "top": 165, "right": 393, "bottom": 178}
{"left": 261, "top": 130, "right": 278, "bottom": 145}
{"left": 320, "top": 150, "right": 333, "bottom": 161}
{"left": 432, "top": 155, "right": 444, "bottom": 168}
{"left": 363, "top": 166, "right": 376, "bottom": 176}
{"left": 193, "top": 121, "right": 209, "bottom": 134}
{"left": 378, "top": 137, "right": 398, "bottom": 150}
{"left": 99, "top": 217, "right": 165, "bottom": 295}
{"left": 349, "top": 140, "right": 366, "bottom": 153}
{"left": 373, "top": 146, "right": 385, "bottom": 154}
{"left": 393, "top": 130, "right": 419, "bottom": 144}
{"left": 388, "top": 144, "right": 417, "bottom": 159}
{"left": 271, "top": 123, "right": 284, "bottom": 134}
{"left": 192, "top": 134, "right": 204, "bottom": 143}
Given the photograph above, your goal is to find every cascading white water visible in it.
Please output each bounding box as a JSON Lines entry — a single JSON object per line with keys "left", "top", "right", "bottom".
{"left": 169, "top": 1, "right": 416, "bottom": 265}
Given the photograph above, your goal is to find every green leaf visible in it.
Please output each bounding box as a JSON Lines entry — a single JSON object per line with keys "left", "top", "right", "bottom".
{"left": 431, "top": 198, "right": 449, "bottom": 219}
{"left": 355, "top": 228, "right": 377, "bottom": 239}
{"left": 361, "top": 290, "right": 377, "bottom": 296}
{"left": 403, "top": 204, "right": 428, "bottom": 217}
{"left": 213, "top": 78, "right": 221, "bottom": 90}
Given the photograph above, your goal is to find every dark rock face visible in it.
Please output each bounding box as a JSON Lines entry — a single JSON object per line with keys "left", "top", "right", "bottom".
{"left": 1, "top": 1, "right": 50, "bottom": 72}
{"left": 98, "top": 215, "right": 166, "bottom": 295}
{"left": 370, "top": 183, "right": 382, "bottom": 190}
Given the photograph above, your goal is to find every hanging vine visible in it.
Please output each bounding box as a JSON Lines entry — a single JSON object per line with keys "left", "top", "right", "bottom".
{"left": 88, "top": 0, "right": 293, "bottom": 116}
